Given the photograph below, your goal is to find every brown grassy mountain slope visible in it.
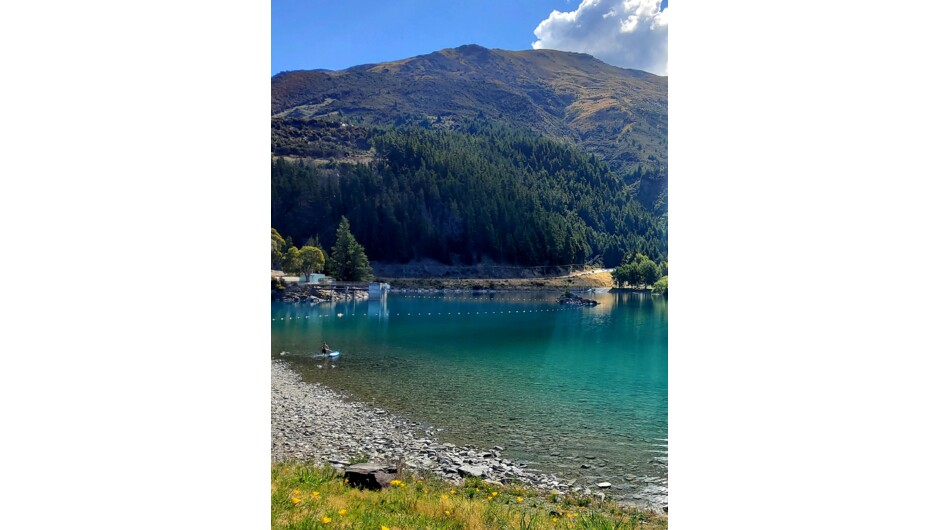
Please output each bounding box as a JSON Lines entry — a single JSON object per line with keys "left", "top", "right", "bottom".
{"left": 272, "top": 45, "right": 667, "bottom": 209}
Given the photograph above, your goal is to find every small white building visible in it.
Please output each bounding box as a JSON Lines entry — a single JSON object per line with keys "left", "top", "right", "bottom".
{"left": 299, "top": 273, "right": 327, "bottom": 285}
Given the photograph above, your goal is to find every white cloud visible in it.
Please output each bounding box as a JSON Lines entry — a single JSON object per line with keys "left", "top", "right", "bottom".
{"left": 532, "top": 0, "right": 668, "bottom": 75}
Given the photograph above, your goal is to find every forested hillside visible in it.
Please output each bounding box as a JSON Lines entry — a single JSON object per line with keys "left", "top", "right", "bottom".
{"left": 272, "top": 121, "right": 665, "bottom": 267}
{"left": 272, "top": 45, "right": 667, "bottom": 215}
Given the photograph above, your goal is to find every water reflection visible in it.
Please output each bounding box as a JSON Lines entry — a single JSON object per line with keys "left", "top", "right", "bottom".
{"left": 272, "top": 291, "right": 667, "bottom": 508}
{"left": 367, "top": 298, "right": 389, "bottom": 319}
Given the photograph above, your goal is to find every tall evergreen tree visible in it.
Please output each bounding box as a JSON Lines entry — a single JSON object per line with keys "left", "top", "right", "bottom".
{"left": 329, "top": 216, "right": 372, "bottom": 281}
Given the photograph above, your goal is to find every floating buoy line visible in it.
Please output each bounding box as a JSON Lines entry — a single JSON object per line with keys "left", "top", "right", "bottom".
{"left": 398, "top": 295, "right": 550, "bottom": 301}
{"left": 272, "top": 304, "right": 586, "bottom": 321}
{"left": 394, "top": 294, "right": 596, "bottom": 302}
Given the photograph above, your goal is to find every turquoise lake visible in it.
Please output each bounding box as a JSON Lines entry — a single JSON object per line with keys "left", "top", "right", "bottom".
{"left": 271, "top": 290, "right": 667, "bottom": 507}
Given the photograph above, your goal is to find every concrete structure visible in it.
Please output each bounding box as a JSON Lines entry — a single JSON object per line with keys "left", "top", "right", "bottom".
{"left": 368, "top": 282, "right": 390, "bottom": 299}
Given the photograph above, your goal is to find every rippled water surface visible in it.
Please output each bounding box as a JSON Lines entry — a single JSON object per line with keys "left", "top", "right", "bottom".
{"left": 271, "top": 291, "right": 667, "bottom": 506}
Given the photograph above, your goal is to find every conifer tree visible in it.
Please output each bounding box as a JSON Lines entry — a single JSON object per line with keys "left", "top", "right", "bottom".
{"left": 328, "top": 216, "right": 372, "bottom": 281}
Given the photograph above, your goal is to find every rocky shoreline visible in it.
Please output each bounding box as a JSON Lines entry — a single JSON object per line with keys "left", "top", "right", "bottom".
{"left": 272, "top": 360, "right": 666, "bottom": 513}
{"left": 273, "top": 283, "right": 370, "bottom": 303}
{"left": 273, "top": 361, "right": 583, "bottom": 495}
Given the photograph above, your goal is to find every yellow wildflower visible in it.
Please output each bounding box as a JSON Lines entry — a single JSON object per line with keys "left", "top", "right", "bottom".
{"left": 321, "top": 516, "right": 332, "bottom": 524}
{"left": 440, "top": 494, "right": 448, "bottom": 501}
{"left": 444, "top": 510, "right": 451, "bottom": 516}
{"left": 312, "top": 491, "right": 320, "bottom": 499}
{"left": 344, "top": 478, "right": 349, "bottom": 484}
{"left": 339, "top": 509, "right": 347, "bottom": 517}
{"left": 552, "top": 517, "right": 558, "bottom": 523}
{"left": 450, "top": 489, "right": 456, "bottom": 495}
{"left": 517, "top": 496, "right": 523, "bottom": 503}
{"left": 381, "top": 527, "right": 390, "bottom": 530}
{"left": 291, "top": 497, "right": 300, "bottom": 505}
{"left": 292, "top": 489, "right": 300, "bottom": 496}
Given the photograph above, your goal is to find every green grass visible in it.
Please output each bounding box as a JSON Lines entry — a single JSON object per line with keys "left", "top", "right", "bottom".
{"left": 272, "top": 461, "right": 667, "bottom": 530}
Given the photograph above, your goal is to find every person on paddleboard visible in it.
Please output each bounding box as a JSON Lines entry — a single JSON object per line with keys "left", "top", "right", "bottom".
{"left": 321, "top": 342, "right": 331, "bottom": 354}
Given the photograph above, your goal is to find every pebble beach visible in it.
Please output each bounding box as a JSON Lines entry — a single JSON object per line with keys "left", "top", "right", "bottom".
{"left": 272, "top": 360, "right": 579, "bottom": 495}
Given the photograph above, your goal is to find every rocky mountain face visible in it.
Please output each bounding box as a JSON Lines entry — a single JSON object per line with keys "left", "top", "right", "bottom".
{"left": 271, "top": 45, "right": 667, "bottom": 213}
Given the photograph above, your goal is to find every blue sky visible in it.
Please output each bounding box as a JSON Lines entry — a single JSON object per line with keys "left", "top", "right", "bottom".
{"left": 273, "top": 0, "right": 668, "bottom": 75}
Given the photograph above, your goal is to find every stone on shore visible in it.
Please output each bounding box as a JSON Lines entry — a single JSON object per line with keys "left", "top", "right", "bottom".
{"left": 343, "top": 463, "right": 397, "bottom": 490}
{"left": 458, "top": 465, "right": 488, "bottom": 478}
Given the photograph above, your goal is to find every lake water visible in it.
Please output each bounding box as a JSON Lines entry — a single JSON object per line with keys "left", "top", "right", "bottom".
{"left": 271, "top": 290, "right": 667, "bottom": 507}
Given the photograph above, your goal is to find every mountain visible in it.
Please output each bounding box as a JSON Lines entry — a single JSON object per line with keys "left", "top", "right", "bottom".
{"left": 271, "top": 45, "right": 667, "bottom": 213}
{"left": 271, "top": 45, "right": 668, "bottom": 267}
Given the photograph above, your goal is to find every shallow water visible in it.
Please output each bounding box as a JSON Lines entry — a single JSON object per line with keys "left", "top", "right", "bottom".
{"left": 271, "top": 290, "right": 667, "bottom": 507}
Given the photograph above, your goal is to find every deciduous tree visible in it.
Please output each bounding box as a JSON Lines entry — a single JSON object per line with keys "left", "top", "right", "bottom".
{"left": 282, "top": 246, "right": 301, "bottom": 277}
{"left": 653, "top": 276, "right": 668, "bottom": 295}
{"left": 298, "top": 246, "right": 325, "bottom": 282}
{"left": 271, "top": 228, "right": 286, "bottom": 269}
{"left": 638, "top": 259, "right": 661, "bottom": 287}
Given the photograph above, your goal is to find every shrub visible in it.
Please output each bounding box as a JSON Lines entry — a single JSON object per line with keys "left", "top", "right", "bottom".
{"left": 652, "top": 276, "right": 668, "bottom": 295}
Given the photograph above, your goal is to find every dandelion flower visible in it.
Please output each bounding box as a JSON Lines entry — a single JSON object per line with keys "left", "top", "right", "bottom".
{"left": 445, "top": 510, "right": 451, "bottom": 516}
{"left": 339, "top": 509, "right": 347, "bottom": 517}
{"left": 292, "top": 489, "right": 300, "bottom": 496}
{"left": 517, "top": 496, "right": 523, "bottom": 503}
{"left": 321, "top": 516, "right": 331, "bottom": 524}
{"left": 344, "top": 478, "right": 349, "bottom": 484}
{"left": 312, "top": 491, "right": 320, "bottom": 499}
{"left": 440, "top": 494, "right": 448, "bottom": 501}
{"left": 291, "top": 497, "right": 300, "bottom": 505}
{"left": 382, "top": 527, "right": 390, "bottom": 530}
{"left": 450, "top": 489, "right": 456, "bottom": 495}
{"left": 553, "top": 517, "right": 558, "bottom": 522}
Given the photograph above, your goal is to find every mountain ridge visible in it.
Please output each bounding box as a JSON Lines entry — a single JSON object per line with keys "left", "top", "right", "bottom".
{"left": 271, "top": 45, "right": 667, "bottom": 204}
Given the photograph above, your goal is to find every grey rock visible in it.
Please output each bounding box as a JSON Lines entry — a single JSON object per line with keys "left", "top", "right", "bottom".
{"left": 343, "top": 463, "right": 397, "bottom": 490}
{"left": 458, "top": 465, "right": 488, "bottom": 478}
